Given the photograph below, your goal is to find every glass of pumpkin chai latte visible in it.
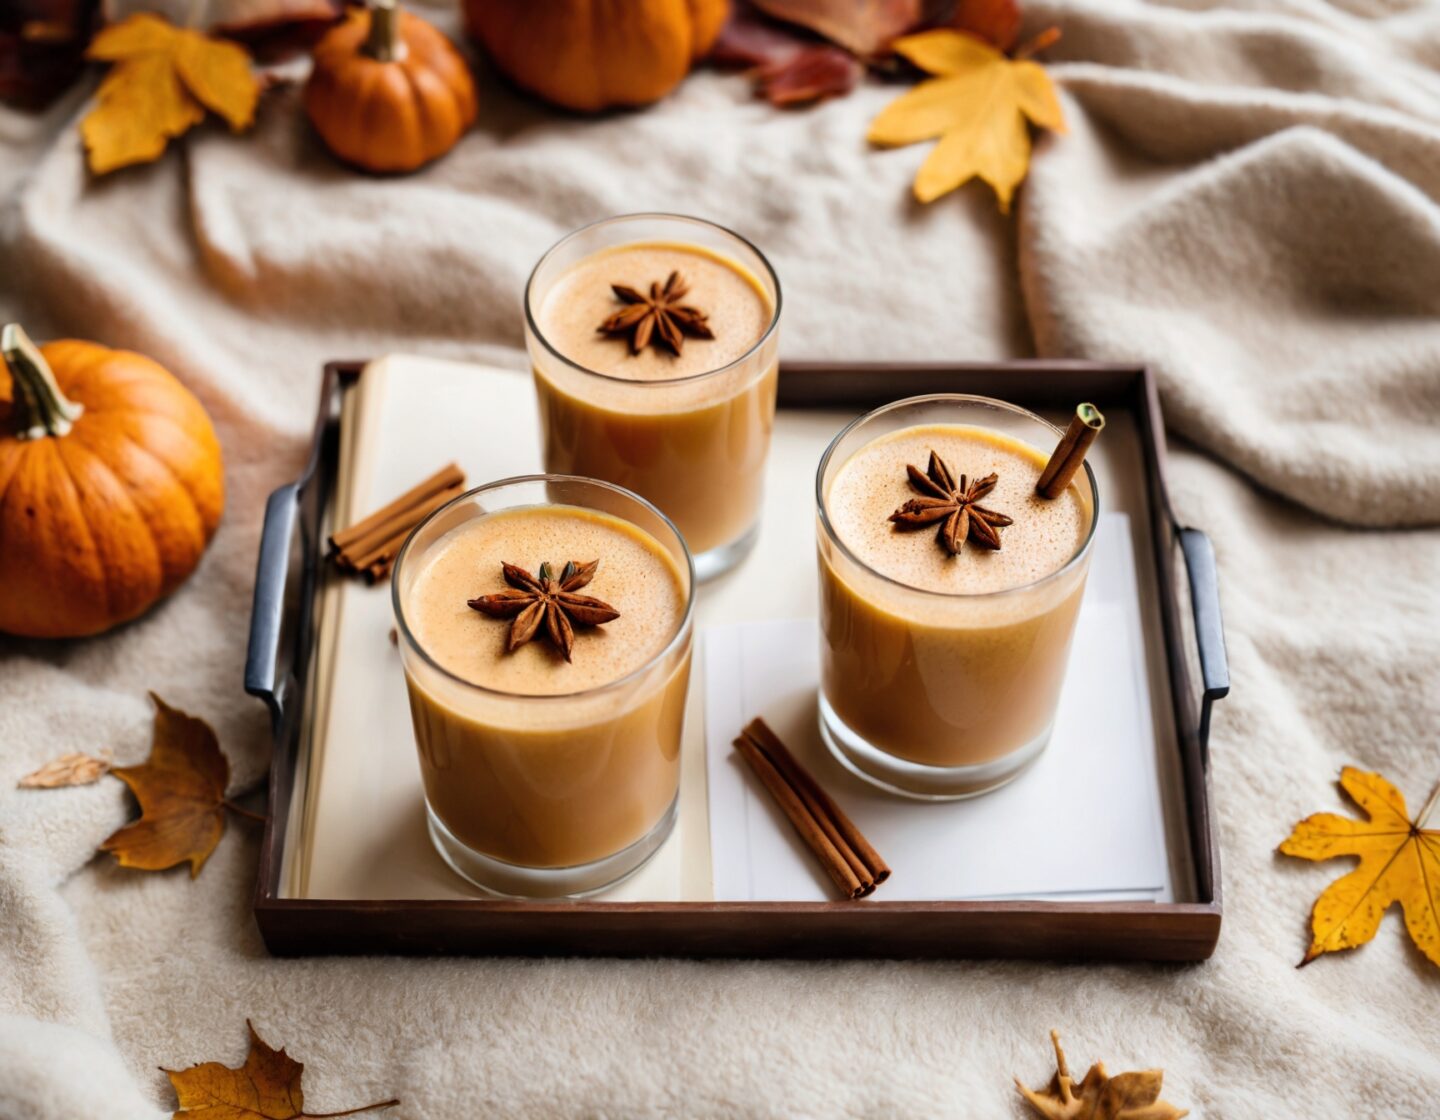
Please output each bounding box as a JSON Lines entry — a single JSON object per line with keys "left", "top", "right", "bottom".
{"left": 525, "top": 214, "right": 782, "bottom": 581}
{"left": 816, "top": 396, "right": 1100, "bottom": 800}
{"left": 392, "top": 476, "right": 695, "bottom": 897}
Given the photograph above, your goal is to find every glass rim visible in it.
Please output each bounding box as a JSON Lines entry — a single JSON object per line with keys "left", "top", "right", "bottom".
{"left": 523, "top": 212, "right": 784, "bottom": 389}
{"left": 815, "top": 394, "right": 1101, "bottom": 602}
{"left": 391, "top": 473, "right": 697, "bottom": 702}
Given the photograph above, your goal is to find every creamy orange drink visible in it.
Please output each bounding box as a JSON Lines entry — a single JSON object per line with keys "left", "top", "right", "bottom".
{"left": 526, "top": 215, "right": 781, "bottom": 580}
{"left": 816, "top": 396, "right": 1098, "bottom": 799}
{"left": 393, "top": 476, "right": 694, "bottom": 897}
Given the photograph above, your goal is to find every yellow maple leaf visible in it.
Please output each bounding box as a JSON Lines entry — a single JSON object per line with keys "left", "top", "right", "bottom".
{"left": 867, "top": 29, "right": 1064, "bottom": 212}
{"left": 173, "top": 28, "right": 258, "bottom": 130}
{"left": 1278, "top": 767, "right": 1440, "bottom": 968}
{"left": 81, "top": 13, "right": 258, "bottom": 175}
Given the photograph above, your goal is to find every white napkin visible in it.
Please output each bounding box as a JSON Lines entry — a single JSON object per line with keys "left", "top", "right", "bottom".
{"left": 704, "top": 513, "right": 1173, "bottom": 903}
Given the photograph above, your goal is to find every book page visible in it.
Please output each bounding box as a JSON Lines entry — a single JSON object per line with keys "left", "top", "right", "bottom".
{"left": 298, "top": 356, "right": 700, "bottom": 900}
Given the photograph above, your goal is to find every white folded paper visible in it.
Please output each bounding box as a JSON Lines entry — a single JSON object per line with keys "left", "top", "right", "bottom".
{"left": 704, "top": 513, "right": 1173, "bottom": 903}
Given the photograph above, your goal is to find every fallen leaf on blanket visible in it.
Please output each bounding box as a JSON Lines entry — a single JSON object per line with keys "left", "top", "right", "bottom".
{"left": 1016, "top": 1031, "right": 1188, "bottom": 1120}
{"left": 104, "top": 0, "right": 342, "bottom": 60}
{"left": 749, "top": 0, "right": 921, "bottom": 56}
{"left": 167, "top": 1020, "right": 399, "bottom": 1120}
{"left": 867, "top": 27, "right": 1063, "bottom": 211}
{"left": 17, "top": 748, "right": 112, "bottom": 788}
{"left": 755, "top": 43, "right": 863, "bottom": 105}
{"left": 945, "top": 0, "right": 1021, "bottom": 52}
{"left": 711, "top": 3, "right": 862, "bottom": 106}
{"left": 1278, "top": 766, "right": 1440, "bottom": 968}
{"left": 99, "top": 693, "right": 258, "bottom": 877}
{"left": 81, "top": 12, "right": 257, "bottom": 174}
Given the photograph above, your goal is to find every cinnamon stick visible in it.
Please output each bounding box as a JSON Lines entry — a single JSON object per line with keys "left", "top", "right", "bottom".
{"left": 744, "top": 718, "right": 890, "bottom": 888}
{"left": 1036, "top": 403, "right": 1104, "bottom": 499}
{"left": 733, "top": 734, "right": 867, "bottom": 900}
{"left": 339, "top": 508, "right": 422, "bottom": 568}
{"left": 329, "top": 462, "right": 464, "bottom": 555}
{"left": 733, "top": 718, "right": 889, "bottom": 900}
{"left": 331, "top": 465, "right": 466, "bottom": 583}
{"left": 343, "top": 484, "right": 464, "bottom": 572}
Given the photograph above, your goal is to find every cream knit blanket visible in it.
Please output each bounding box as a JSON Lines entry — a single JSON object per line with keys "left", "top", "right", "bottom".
{"left": 1, "top": 1, "right": 1438, "bottom": 1115}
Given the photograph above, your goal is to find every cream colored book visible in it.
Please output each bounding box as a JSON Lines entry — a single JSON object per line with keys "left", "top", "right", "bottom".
{"left": 282, "top": 355, "right": 1194, "bottom": 905}
{"left": 290, "top": 356, "right": 711, "bottom": 901}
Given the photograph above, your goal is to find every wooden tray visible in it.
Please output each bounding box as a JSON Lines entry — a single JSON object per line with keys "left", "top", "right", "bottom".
{"left": 244, "top": 360, "right": 1229, "bottom": 960}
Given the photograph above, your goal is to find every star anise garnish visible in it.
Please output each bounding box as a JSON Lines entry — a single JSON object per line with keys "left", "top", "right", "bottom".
{"left": 597, "top": 271, "right": 716, "bottom": 356}
{"left": 467, "top": 560, "right": 620, "bottom": 663}
{"left": 888, "top": 450, "right": 1014, "bottom": 555}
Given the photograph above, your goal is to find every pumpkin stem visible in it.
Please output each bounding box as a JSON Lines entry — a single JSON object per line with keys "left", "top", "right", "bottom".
{"left": 2, "top": 323, "right": 83, "bottom": 440}
{"left": 364, "top": 0, "right": 407, "bottom": 63}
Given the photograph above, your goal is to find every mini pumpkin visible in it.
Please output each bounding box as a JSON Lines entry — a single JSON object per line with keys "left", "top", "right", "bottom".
{"left": 304, "top": 0, "right": 478, "bottom": 173}
{"left": 464, "top": 0, "right": 729, "bottom": 112}
{"left": 0, "top": 324, "right": 224, "bottom": 639}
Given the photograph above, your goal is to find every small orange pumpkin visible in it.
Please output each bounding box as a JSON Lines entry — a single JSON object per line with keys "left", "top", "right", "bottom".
{"left": 0, "top": 324, "right": 224, "bottom": 639}
{"left": 304, "top": 0, "right": 478, "bottom": 173}
{"left": 464, "top": 0, "right": 729, "bottom": 112}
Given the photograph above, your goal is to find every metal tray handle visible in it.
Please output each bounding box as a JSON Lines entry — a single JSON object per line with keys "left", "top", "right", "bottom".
{"left": 1177, "top": 526, "right": 1230, "bottom": 759}
{"left": 245, "top": 481, "right": 301, "bottom": 729}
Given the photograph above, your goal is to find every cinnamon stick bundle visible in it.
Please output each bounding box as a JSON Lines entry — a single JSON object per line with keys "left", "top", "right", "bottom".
{"left": 733, "top": 718, "right": 890, "bottom": 900}
{"left": 1036, "top": 404, "right": 1104, "bottom": 499}
{"left": 330, "top": 463, "right": 465, "bottom": 582}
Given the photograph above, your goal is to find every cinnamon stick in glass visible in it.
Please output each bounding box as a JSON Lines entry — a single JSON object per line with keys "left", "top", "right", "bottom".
{"left": 733, "top": 718, "right": 889, "bottom": 900}
{"left": 1036, "top": 403, "right": 1104, "bottom": 499}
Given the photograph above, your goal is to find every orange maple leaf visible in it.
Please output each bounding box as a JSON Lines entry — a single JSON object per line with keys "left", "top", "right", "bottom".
{"left": 1278, "top": 766, "right": 1440, "bottom": 968}
{"left": 82, "top": 13, "right": 258, "bottom": 175}
{"left": 167, "top": 1020, "right": 398, "bottom": 1120}
{"left": 867, "top": 28, "right": 1064, "bottom": 212}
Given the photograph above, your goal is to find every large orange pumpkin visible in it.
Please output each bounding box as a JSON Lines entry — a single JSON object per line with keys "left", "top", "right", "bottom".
{"left": 464, "top": 0, "right": 729, "bottom": 112}
{"left": 0, "top": 324, "right": 224, "bottom": 638}
{"left": 304, "top": 0, "right": 478, "bottom": 173}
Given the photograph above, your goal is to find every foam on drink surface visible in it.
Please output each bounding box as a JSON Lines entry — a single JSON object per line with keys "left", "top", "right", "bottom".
{"left": 826, "top": 424, "right": 1092, "bottom": 596}
{"left": 537, "top": 242, "right": 772, "bottom": 381}
{"left": 405, "top": 506, "right": 687, "bottom": 696}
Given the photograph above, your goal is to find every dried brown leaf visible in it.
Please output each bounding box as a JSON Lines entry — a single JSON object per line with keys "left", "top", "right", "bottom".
{"left": 98, "top": 693, "right": 233, "bottom": 877}
{"left": 947, "top": 0, "right": 1020, "bottom": 52}
{"left": 17, "top": 748, "right": 112, "bottom": 788}
{"left": 167, "top": 1019, "right": 398, "bottom": 1120}
{"left": 1016, "top": 1032, "right": 1188, "bottom": 1120}
{"left": 750, "top": 0, "right": 921, "bottom": 56}
{"left": 755, "top": 44, "right": 861, "bottom": 105}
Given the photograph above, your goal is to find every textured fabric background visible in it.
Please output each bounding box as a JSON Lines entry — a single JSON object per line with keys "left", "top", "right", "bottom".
{"left": 2, "top": 1, "right": 1438, "bottom": 1116}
